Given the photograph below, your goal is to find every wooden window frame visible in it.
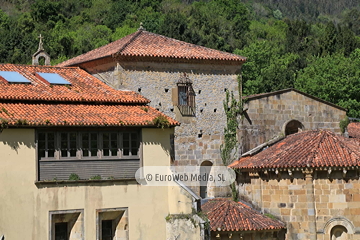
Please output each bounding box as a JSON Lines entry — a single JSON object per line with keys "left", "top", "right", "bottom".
{"left": 37, "top": 130, "right": 140, "bottom": 161}
{"left": 176, "top": 82, "right": 195, "bottom": 116}
{"left": 38, "top": 132, "right": 56, "bottom": 159}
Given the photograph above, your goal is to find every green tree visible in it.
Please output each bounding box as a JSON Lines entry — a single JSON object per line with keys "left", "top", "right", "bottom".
{"left": 295, "top": 50, "right": 360, "bottom": 117}
{"left": 103, "top": 0, "right": 132, "bottom": 30}
{"left": 235, "top": 40, "right": 299, "bottom": 95}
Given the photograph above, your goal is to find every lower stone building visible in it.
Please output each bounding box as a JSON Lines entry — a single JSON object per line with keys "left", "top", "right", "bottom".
{"left": 240, "top": 89, "right": 347, "bottom": 153}
{"left": 230, "top": 130, "right": 360, "bottom": 240}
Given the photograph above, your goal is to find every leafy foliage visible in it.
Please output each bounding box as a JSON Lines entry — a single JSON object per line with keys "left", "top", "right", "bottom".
{"left": 295, "top": 51, "right": 360, "bottom": 117}
{"left": 220, "top": 90, "right": 241, "bottom": 166}
{"left": 340, "top": 116, "right": 350, "bottom": 134}
{"left": 220, "top": 87, "right": 243, "bottom": 202}
{"left": 89, "top": 175, "right": 102, "bottom": 180}
{"left": 69, "top": 173, "right": 80, "bottom": 181}
{"left": 152, "top": 114, "right": 170, "bottom": 128}
{"left": 1, "top": 0, "right": 360, "bottom": 116}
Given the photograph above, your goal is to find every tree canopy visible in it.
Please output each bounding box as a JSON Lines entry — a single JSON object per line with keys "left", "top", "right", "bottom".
{"left": 1, "top": 0, "right": 360, "bottom": 116}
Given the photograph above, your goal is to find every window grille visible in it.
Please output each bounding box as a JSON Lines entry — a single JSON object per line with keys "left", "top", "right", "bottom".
{"left": 177, "top": 73, "right": 195, "bottom": 116}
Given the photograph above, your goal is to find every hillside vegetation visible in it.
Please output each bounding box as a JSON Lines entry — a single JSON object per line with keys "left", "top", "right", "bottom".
{"left": 1, "top": 0, "right": 360, "bottom": 117}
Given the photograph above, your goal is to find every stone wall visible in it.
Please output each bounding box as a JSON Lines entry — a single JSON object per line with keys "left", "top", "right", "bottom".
{"left": 88, "top": 60, "right": 242, "bottom": 197}
{"left": 238, "top": 169, "right": 360, "bottom": 240}
{"left": 240, "top": 90, "right": 347, "bottom": 153}
{"left": 166, "top": 216, "right": 204, "bottom": 240}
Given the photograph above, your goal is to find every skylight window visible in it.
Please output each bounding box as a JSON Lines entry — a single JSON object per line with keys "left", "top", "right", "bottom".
{"left": 37, "top": 72, "right": 71, "bottom": 85}
{"left": 0, "top": 71, "right": 31, "bottom": 83}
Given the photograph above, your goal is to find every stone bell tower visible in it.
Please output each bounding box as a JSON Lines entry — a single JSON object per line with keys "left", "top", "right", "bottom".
{"left": 32, "top": 34, "right": 51, "bottom": 65}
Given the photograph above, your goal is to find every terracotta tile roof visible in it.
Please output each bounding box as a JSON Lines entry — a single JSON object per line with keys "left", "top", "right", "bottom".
{"left": 228, "top": 156, "right": 252, "bottom": 168}
{"left": 0, "top": 103, "right": 177, "bottom": 127}
{"left": 57, "top": 30, "right": 246, "bottom": 67}
{"left": 202, "top": 198, "right": 285, "bottom": 232}
{"left": 0, "top": 64, "right": 148, "bottom": 104}
{"left": 230, "top": 130, "right": 360, "bottom": 170}
{"left": 0, "top": 64, "right": 179, "bottom": 127}
{"left": 348, "top": 122, "right": 360, "bottom": 138}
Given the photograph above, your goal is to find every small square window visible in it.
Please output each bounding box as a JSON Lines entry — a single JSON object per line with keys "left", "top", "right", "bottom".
{"left": 97, "top": 208, "right": 128, "bottom": 240}
{"left": 49, "top": 210, "right": 83, "bottom": 240}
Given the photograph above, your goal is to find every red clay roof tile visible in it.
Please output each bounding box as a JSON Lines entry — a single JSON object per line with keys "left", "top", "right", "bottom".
{"left": 230, "top": 130, "right": 360, "bottom": 169}
{"left": 348, "top": 122, "right": 360, "bottom": 138}
{"left": 57, "top": 30, "right": 246, "bottom": 67}
{"left": 0, "top": 103, "right": 177, "bottom": 127}
{"left": 0, "top": 64, "right": 148, "bottom": 104}
{"left": 0, "top": 64, "right": 179, "bottom": 127}
{"left": 202, "top": 198, "right": 285, "bottom": 232}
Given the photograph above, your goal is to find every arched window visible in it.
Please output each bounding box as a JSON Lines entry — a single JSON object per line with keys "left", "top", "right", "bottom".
{"left": 331, "top": 225, "right": 348, "bottom": 240}
{"left": 323, "top": 217, "right": 354, "bottom": 240}
{"left": 284, "top": 120, "right": 304, "bottom": 136}
{"left": 200, "top": 161, "right": 213, "bottom": 198}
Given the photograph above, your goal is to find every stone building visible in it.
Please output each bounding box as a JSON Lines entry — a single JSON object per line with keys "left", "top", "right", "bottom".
{"left": 202, "top": 198, "right": 286, "bottom": 240}
{"left": 230, "top": 130, "right": 360, "bottom": 240}
{"left": 57, "top": 29, "right": 347, "bottom": 199}
{"left": 240, "top": 89, "right": 347, "bottom": 153}
{"left": 57, "top": 27, "right": 246, "bottom": 198}
{"left": 0, "top": 63, "right": 203, "bottom": 240}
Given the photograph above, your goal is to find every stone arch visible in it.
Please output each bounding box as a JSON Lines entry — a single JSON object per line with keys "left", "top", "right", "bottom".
{"left": 331, "top": 225, "right": 348, "bottom": 240}
{"left": 282, "top": 119, "right": 304, "bottom": 136}
{"left": 323, "top": 217, "right": 355, "bottom": 235}
{"left": 200, "top": 160, "right": 213, "bottom": 198}
{"left": 32, "top": 51, "right": 51, "bottom": 65}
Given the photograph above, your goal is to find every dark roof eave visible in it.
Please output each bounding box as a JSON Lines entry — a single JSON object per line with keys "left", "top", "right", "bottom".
{"left": 59, "top": 55, "right": 114, "bottom": 68}
{"left": 4, "top": 123, "right": 179, "bottom": 128}
{"left": 113, "top": 54, "right": 246, "bottom": 65}
{"left": 234, "top": 165, "right": 360, "bottom": 172}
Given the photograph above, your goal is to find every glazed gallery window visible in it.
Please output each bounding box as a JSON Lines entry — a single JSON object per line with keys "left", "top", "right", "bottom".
{"left": 38, "top": 131, "right": 140, "bottom": 160}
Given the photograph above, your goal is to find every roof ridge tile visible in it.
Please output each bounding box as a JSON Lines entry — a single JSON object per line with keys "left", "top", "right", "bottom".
{"left": 57, "top": 30, "right": 246, "bottom": 67}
